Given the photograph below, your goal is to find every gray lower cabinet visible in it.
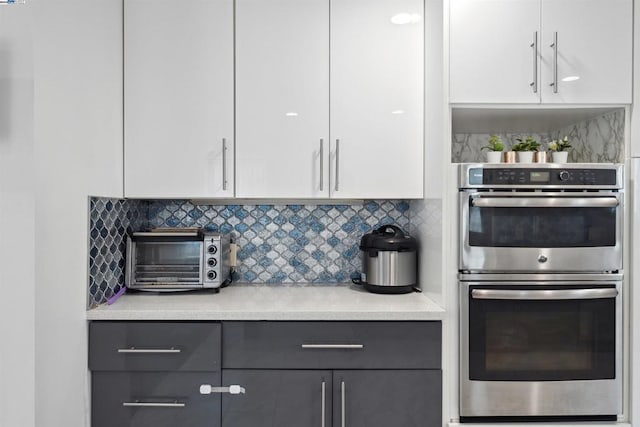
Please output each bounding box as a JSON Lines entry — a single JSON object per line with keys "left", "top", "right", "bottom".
{"left": 90, "top": 321, "right": 442, "bottom": 427}
{"left": 92, "top": 372, "right": 221, "bottom": 427}
{"left": 219, "top": 369, "right": 441, "bottom": 427}
{"left": 334, "top": 370, "right": 442, "bottom": 427}
{"left": 221, "top": 321, "right": 442, "bottom": 427}
{"left": 89, "top": 321, "right": 222, "bottom": 427}
{"left": 221, "top": 370, "right": 332, "bottom": 427}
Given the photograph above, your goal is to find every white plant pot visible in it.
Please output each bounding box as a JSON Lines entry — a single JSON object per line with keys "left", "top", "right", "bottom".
{"left": 486, "top": 151, "right": 502, "bottom": 163}
{"left": 517, "top": 151, "right": 534, "bottom": 163}
{"left": 552, "top": 151, "right": 569, "bottom": 163}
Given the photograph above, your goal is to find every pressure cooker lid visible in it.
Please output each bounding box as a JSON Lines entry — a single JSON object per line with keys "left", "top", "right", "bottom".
{"left": 359, "top": 224, "right": 417, "bottom": 252}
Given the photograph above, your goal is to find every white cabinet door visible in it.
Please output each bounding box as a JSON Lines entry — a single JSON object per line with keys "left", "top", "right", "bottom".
{"left": 330, "top": 0, "right": 424, "bottom": 199}
{"left": 235, "top": 0, "right": 329, "bottom": 198}
{"left": 449, "top": 0, "right": 541, "bottom": 104}
{"left": 124, "top": 0, "right": 234, "bottom": 198}
{"left": 540, "top": 0, "right": 632, "bottom": 104}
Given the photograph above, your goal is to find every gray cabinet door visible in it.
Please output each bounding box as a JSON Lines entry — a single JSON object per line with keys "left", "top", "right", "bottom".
{"left": 92, "top": 372, "right": 221, "bottom": 427}
{"left": 333, "top": 370, "right": 441, "bottom": 427}
{"left": 221, "top": 370, "right": 332, "bottom": 427}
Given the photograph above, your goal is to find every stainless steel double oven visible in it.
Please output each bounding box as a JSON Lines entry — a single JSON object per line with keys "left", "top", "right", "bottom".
{"left": 458, "top": 164, "right": 624, "bottom": 422}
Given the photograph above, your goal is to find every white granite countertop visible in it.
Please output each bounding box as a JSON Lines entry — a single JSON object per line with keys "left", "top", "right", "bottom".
{"left": 86, "top": 284, "right": 445, "bottom": 321}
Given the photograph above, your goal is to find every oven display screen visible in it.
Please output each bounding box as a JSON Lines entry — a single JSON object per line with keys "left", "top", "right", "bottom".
{"left": 530, "top": 171, "right": 550, "bottom": 183}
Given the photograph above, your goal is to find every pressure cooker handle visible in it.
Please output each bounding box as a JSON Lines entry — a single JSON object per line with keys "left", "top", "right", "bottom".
{"left": 376, "top": 224, "right": 404, "bottom": 237}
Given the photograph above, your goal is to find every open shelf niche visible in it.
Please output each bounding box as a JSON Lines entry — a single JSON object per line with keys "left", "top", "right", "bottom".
{"left": 451, "top": 107, "right": 625, "bottom": 163}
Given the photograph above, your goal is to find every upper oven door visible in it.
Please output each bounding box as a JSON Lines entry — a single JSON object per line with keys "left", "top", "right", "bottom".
{"left": 459, "top": 191, "right": 623, "bottom": 273}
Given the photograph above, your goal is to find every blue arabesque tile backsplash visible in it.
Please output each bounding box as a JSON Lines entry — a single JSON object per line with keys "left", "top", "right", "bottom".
{"left": 88, "top": 198, "right": 411, "bottom": 306}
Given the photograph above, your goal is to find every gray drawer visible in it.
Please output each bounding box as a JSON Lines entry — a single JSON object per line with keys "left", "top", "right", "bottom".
{"left": 92, "top": 372, "right": 220, "bottom": 427}
{"left": 222, "top": 321, "right": 441, "bottom": 369}
{"left": 89, "top": 321, "right": 221, "bottom": 371}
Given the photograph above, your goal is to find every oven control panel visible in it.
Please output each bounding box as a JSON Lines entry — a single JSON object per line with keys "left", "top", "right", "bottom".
{"left": 467, "top": 167, "right": 619, "bottom": 187}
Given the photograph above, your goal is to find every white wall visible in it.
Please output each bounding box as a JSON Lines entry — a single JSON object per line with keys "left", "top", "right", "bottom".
{"left": 0, "top": 5, "right": 35, "bottom": 427}
{"left": 32, "top": 0, "right": 122, "bottom": 425}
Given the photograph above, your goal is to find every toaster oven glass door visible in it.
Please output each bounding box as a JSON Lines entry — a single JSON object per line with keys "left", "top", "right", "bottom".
{"left": 135, "top": 242, "right": 202, "bottom": 283}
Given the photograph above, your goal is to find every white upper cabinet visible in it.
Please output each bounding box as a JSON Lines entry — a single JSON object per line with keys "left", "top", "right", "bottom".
{"left": 450, "top": 0, "right": 632, "bottom": 104}
{"left": 124, "top": 0, "right": 234, "bottom": 198}
{"left": 235, "top": 0, "right": 330, "bottom": 199}
{"left": 449, "top": 0, "right": 541, "bottom": 104}
{"left": 540, "top": 0, "right": 632, "bottom": 104}
{"left": 236, "top": 0, "right": 423, "bottom": 199}
{"left": 330, "top": 0, "right": 424, "bottom": 199}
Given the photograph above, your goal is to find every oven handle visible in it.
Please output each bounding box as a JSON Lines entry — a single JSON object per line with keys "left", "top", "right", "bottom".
{"left": 471, "top": 197, "right": 619, "bottom": 208}
{"left": 471, "top": 288, "right": 618, "bottom": 300}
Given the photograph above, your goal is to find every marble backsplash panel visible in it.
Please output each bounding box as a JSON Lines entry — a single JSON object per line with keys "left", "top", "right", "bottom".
{"left": 87, "top": 197, "right": 146, "bottom": 307}
{"left": 147, "top": 201, "right": 410, "bottom": 284}
{"left": 452, "top": 110, "right": 624, "bottom": 163}
{"left": 87, "top": 198, "right": 415, "bottom": 306}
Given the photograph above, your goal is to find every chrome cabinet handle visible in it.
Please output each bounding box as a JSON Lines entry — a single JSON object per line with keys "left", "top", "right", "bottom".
{"left": 471, "top": 288, "right": 618, "bottom": 300}
{"left": 117, "top": 347, "right": 181, "bottom": 354}
{"left": 199, "top": 384, "right": 246, "bottom": 395}
{"left": 530, "top": 31, "right": 538, "bottom": 93}
{"left": 550, "top": 32, "right": 558, "bottom": 93}
{"left": 122, "top": 401, "right": 185, "bottom": 408}
{"left": 301, "top": 344, "right": 364, "bottom": 349}
{"left": 341, "top": 381, "right": 346, "bottom": 427}
{"left": 471, "top": 197, "right": 619, "bottom": 208}
{"left": 321, "top": 381, "right": 326, "bottom": 427}
{"left": 319, "top": 139, "right": 324, "bottom": 191}
{"left": 222, "top": 138, "right": 228, "bottom": 191}
{"left": 335, "top": 139, "right": 340, "bottom": 192}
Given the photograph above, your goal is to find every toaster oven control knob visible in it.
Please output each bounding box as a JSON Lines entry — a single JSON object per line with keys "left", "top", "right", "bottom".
{"left": 207, "top": 245, "right": 218, "bottom": 254}
{"left": 207, "top": 257, "right": 217, "bottom": 267}
{"left": 207, "top": 271, "right": 217, "bottom": 280}
{"left": 559, "top": 170, "right": 570, "bottom": 181}
{"left": 538, "top": 255, "right": 548, "bottom": 263}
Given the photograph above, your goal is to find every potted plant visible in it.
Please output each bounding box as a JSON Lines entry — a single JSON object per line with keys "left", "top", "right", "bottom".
{"left": 512, "top": 136, "right": 540, "bottom": 163}
{"left": 549, "top": 136, "right": 572, "bottom": 163}
{"left": 481, "top": 134, "right": 504, "bottom": 163}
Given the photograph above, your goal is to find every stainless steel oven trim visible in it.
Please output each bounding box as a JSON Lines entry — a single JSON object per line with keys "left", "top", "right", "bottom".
{"left": 459, "top": 163, "right": 624, "bottom": 190}
{"left": 459, "top": 279, "right": 623, "bottom": 417}
{"left": 459, "top": 191, "right": 624, "bottom": 273}
{"left": 471, "top": 195, "right": 619, "bottom": 208}
{"left": 471, "top": 287, "right": 618, "bottom": 300}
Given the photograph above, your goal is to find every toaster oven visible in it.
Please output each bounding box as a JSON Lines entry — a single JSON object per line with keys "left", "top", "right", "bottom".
{"left": 125, "top": 230, "right": 230, "bottom": 291}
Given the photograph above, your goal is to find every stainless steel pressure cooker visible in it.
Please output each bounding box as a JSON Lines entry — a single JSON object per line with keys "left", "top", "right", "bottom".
{"left": 354, "top": 225, "right": 417, "bottom": 294}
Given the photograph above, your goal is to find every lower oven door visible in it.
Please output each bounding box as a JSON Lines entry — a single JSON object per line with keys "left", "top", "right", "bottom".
{"left": 459, "top": 191, "right": 623, "bottom": 272}
{"left": 459, "top": 280, "right": 622, "bottom": 420}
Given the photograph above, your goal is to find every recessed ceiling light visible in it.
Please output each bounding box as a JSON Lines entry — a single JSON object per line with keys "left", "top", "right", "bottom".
{"left": 391, "top": 110, "right": 405, "bottom": 115}
{"left": 285, "top": 112, "right": 299, "bottom": 117}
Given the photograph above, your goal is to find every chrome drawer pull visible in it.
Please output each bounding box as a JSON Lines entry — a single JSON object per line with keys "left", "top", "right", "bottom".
{"left": 341, "top": 381, "right": 346, "bottom": 427}
{"left": 122, "top": 401, "right": 185, "bottom": 408}
{"left": 335, "top": 139, "right": 340, "bottom": 191}
{"left": 222, "top": 138, "right": 228, "bottom": 191}
{"left": 199, "top": 384, "right": 246, "bottom": 395}
{"left": 117, "top": 347, "right": 181, "bottom": 354}
{"left": 529, "top": 31, "right": 538, "bottom": 93}
{"left": 550, "top": 31, "right": 558, "bottom": 93}
{"left": 319, "top": 139, "right": 324, "bottom": 191}
{"left": 321, "top": 381, "right": 326, "bottom": 427}
{"left": 301, "top": 344, "right": 364, "bottom": 349}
